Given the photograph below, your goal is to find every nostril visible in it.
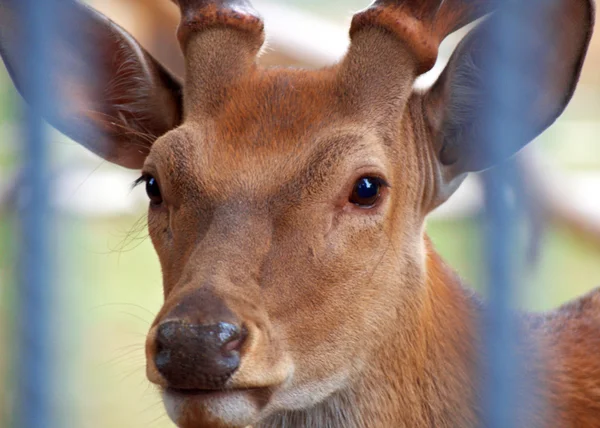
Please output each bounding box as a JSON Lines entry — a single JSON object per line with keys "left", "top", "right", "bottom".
{"left": 220, "top": 323, "right": 247, "bottom": 354}
{"left": 154, "top": 348, "right": 171, "bottom": 372}
{"left": 156, "top": 321, "right": 178, "bottom": 347}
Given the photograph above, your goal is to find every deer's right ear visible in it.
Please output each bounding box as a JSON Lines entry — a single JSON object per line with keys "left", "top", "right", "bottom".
{"left": 0, "top": 1, "right": 183, "bottom": 169}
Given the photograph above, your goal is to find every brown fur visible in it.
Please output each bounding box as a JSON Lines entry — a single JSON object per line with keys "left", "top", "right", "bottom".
{"left": 0, "top": 0, "right": 598, "bottom": 427}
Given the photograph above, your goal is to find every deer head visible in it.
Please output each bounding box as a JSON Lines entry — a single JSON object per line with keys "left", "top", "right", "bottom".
{"left": 0, "top": 0, "right": 594, "bottom": 427}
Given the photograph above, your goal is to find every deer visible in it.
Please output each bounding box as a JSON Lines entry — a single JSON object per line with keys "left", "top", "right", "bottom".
{"left": 0, "top": 0, "right": 598, "bottom": 426}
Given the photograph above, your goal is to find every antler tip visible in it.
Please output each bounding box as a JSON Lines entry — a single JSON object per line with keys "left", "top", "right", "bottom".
{"left": 172, "top": 0, "right": 264, "bottom": 47}
{"left": 350, "top": 0, "right": 496, "bottom": 74}
{"left": 350, "top": 4, "right": 439, "bottom": 74}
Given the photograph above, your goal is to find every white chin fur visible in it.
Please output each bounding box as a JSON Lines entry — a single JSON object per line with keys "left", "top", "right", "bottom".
{"left": 162, "top": 391, "right": 184, "bottom": 425}
{"left": 161, "top": 389, "right": 258, "bottom": 428}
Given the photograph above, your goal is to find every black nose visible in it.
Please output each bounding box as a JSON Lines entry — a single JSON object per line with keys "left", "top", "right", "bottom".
{"left": 154, "top": 321, "right": 245, "bottom": 390}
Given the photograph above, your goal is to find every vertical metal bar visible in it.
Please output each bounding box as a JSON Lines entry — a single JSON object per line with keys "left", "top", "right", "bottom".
{"left": 482, "top": 170, "right": 520, "bottom": 428}
{"left": 16, "top": 0, "right": 57, "bottom": 427}
{"left": 481, "top": 1, "right": 552, "bottom": 427}
{"left": 481, "top": 6, "right": 522, "bottom": 421}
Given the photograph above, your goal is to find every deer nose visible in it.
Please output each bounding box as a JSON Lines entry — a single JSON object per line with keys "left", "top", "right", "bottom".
{"left": 154, "top": 320, "right": 245, "bottom": 390}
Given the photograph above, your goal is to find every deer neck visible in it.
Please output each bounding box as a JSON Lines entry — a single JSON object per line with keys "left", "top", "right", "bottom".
{"left": 262, "top": 236, "right": 481, "bottom": 428}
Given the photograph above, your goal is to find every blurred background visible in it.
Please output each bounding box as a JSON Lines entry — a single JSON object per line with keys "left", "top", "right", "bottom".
{"left": 0, "top": 1, "right": 599, "bottom": 427}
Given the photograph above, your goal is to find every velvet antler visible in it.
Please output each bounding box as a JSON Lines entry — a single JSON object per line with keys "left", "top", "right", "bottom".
{"left": 351, "top": 0, "right": 498, "bottom": 74}
{"left": 170, "top": 0, "right": 265, "bottom": 115}
{"left": 172, "top": 0, "right": 263, "bottom": 48}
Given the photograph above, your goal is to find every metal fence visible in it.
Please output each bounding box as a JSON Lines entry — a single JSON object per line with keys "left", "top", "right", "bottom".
{"left": 15, "top": 1, "right": 58, "bottom": 427}
{"left": 1, "top": 0, "right": 590, "bottom": 427}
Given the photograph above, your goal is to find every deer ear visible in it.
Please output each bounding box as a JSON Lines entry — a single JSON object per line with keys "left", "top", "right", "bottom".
{"left": 424, "top": 1, "right": 594, "bottom": 182}
{"left": 0, "top": 1, "right": 183, "bottom": 169}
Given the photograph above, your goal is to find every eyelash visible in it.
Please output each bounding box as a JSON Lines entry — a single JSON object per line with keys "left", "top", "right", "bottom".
{"left": 131, "top": 175, "right": 146, "bottom": 189}
{"left": 132, "top": 175, "right": 146, "bottom": 189}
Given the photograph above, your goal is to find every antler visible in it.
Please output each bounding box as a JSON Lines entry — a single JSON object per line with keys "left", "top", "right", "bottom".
{"left": 172, "top": 0, "right": 263, "bottom": 49}
{"left": 170, "top": 0, "right": 265, "bottom": 115}
{"left": 350, "top": 0, "right": 498, "bottom": 74}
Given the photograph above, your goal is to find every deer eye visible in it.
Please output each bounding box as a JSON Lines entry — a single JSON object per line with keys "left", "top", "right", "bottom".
{"left": 145, "top": 175, "right": 163, "bottom": 205}
{"left": 350, "top": 177, "right": 384, "bottom": 208}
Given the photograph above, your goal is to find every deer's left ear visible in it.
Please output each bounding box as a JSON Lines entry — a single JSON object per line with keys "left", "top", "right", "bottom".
{"left": 424, "top": 0, "right": 594, "bottom": 183}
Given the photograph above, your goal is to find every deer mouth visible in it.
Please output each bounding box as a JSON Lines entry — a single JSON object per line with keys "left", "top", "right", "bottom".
{"left": 162, "top": 385, "right": 275, "bottom": 427}
{"left": 166, "top": 387, "right": 226, "bottom": 398}
{"left": 165, "top": 385, "right": 267, "bottom": 399}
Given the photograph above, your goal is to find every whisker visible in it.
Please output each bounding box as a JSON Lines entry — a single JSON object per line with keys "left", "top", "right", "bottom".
{"left": 139, "top": 399, "right": 166, "bottom": 416}
{"left": 118, "top": 366, "right": 145, "bottom": 384}
{"left": 99, "top": 347, "right": 146, "bottom": 368}
{"left": 146, "top": 412, "right": 169, "bottom": 428}
{"left": 64, "top": 159, "right": 107, "bottom": 204}
{"left": 114, "top": 310, "right": 152, "bottom": 326}
{"left": 91, "top": 302, "right": 156, "bottom": 319}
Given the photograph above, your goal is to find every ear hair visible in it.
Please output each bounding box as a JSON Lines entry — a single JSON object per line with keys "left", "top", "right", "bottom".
{"left": 0, "top": 0, "right": 183, "bottom": 169}
{"left": 434, "top": 37, "right": 487, "bottom": 167}
{"left": 106, "top": 37, "right": 183, "bottom": 139}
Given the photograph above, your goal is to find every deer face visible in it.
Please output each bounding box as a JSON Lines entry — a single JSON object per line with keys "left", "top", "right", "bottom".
{"left": 0, "top": 0, "right": 593, "bottom": 427}
{"left": 142, "top": 62, "right": 430, "bottom": 426}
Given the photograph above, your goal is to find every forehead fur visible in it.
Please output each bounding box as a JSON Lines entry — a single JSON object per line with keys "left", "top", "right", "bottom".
{"left": 211, "top": 67, "right": 345, "bottom": 147}
{"left": 147, "top": 65, "right": 411, "bottom": 201}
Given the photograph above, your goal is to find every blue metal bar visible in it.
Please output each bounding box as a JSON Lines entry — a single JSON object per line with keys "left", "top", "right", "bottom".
{"left": 481, "top": 1, "right": 552, "bottom": 427}
{"left": 16, "top": 0, "right": 58, "bottom": 427}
